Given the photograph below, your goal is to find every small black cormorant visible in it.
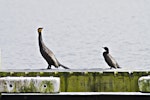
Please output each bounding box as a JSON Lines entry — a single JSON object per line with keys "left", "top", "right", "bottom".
{"left": 103, "top": 47, "right": 120, "bottom": 69}
{"left": 37, "top": 27, "right": 69, "bottom": 69}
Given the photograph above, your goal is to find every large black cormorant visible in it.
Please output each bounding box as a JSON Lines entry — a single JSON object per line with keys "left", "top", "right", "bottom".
{"left": 37, "top": 27, "right": 69, "bottom": 69}
{"left": 103, "top": 47, "right": 120, "bottom": 69}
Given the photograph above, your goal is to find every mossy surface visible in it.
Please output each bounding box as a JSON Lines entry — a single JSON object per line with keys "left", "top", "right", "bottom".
{"left": 0, "top": 72, "right": 10, "bottom": 77}
{"left": 0, "top": 71, "right": 149, "bottom": 92}
{"left": 40, "top": 81, "right": 54, "bottom": 93}
{"left": 138, "top": 76, "right": 150, "bottom": 92}
{"left": 10, "top": 72, "right": 25, "bottom": 76}
{"left": 0, "top": 77, "right": 57, "bottom": 93}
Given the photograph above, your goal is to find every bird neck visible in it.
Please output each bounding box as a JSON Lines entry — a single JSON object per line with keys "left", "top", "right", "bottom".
{"left": 38, "top": 32, "right": 43, "bottom": 48}
{"left": 105, "top": 50, "right": 109, "bottom": 53}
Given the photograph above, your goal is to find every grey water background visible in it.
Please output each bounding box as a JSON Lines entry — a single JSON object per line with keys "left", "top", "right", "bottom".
{"left": 0, "top": 0, "right": 150, "bottom": 71}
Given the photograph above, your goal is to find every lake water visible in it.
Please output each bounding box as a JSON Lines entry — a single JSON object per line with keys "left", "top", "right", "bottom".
{"left": 0, "top": 0, "right": 150, "bottom": 71}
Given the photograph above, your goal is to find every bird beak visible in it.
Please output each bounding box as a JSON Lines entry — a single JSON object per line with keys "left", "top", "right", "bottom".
{"left": 38, "top": 27, "right": 43, "bottom": 33}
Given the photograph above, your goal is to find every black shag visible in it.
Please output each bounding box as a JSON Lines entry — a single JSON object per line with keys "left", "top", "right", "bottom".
{"left": 37, "top": 27, "right": 69, "bottom": 69}
{"left": 103, "top": 47, "right": 120, "bottom": 69}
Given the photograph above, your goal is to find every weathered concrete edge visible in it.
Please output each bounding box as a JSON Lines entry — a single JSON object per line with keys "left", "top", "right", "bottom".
{"left": 2, "top": 92, "right": 150, "bottom": 95}
{"left": 0, "top": 71, "right": 149, "bottom": 92}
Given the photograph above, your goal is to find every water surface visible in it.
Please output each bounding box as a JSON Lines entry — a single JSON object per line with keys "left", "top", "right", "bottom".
{"left": 0, "top": 0, "right": 150, "bottom": 70}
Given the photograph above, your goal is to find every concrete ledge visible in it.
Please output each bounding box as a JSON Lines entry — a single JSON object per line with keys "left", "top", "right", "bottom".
{"left": 138, "top": 76, "right": 150, "bottom": 92}
{"left": 1, "top": 92, "right": 150, "bottom": 100}
{"left": 2, "top": 92, "right": 150, "bottom": 95}
{"left": 0, "top": 70, "right": 150, "bottom": 92}
{"left": 0, "top": 77, "right": 60, "bottom": 93}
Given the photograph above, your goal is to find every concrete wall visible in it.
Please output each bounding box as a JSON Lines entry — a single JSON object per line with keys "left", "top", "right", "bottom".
{"left": 0, "top": 71, "right": 149, "bottom": 92}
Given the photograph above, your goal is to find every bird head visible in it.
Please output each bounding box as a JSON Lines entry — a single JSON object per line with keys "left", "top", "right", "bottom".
{"left": 103, "top": 47, "right": 109, "bottom": 51}
{"left": 38, "top": 27, "right": 43, "bottom": 33}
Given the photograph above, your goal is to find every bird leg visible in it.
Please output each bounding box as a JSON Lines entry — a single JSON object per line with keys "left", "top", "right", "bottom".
{"left": 47, "top": 65, "right": 51, "bottom": 69}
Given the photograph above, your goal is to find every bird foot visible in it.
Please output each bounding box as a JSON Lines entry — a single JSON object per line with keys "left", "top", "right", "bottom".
{"left": 47, "top": 67, "right": 51, "bottom": 69}
{"left": 47, "top": 66, "right": 51, "bottom": 69}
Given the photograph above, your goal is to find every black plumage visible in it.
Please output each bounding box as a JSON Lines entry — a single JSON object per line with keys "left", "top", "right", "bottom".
{"left": 103, "top": 47, "right": 120, "bottom": 69}
{"left": 37, "top": 27, "right": 69, "bottom": 69}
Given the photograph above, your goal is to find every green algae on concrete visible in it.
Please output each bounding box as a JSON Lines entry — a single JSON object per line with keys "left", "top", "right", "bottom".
{"left": 0, "top": 71, "right": 150, "bottom": 92}
{"left": 59, "top": 71, "right": 150, "bottom": 92}
{"left": 113, "top": 72, "right": 131, "bottom": 92}
{"left": 0, "top": 72, "right": 11, "bottom": 77}
{"left": 19, "top": 79, "right": 37, "bottom": 92}
{"left": 96, "top": 72, "right": 114, "bottom": 92}
{"left": 39, "top": 81, "right": 54, "bottom": 93}
{"left": 138, "top": 76, "right": 150, "bottom": 92}
{"left": 0, "top": 77, "right": 60, "bottom": 93}
{"left": 25, "top": 72, "right": 40, "bottom": 77}
{"left": 61, "top": 72, "right": 95, "bottom": 92}
{"left": 10, "top": 72, "right": 26, "bottom": 76}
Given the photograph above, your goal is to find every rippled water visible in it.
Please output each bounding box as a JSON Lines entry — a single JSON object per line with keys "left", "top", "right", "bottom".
{"left": 0, "top": 0, "right": 150, "bottom": 70}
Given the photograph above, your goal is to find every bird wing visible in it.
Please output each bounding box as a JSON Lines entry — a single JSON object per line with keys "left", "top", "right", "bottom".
{"left": 107, "top": 54, "right": 119, "bottom": 68}
{"left": 43, "top": 45, "right": 59, "bottom": 67}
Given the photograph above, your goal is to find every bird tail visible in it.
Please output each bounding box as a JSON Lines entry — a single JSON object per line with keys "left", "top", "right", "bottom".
{"left": 60, "top": 64, "right": 69, "bottom": 69}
